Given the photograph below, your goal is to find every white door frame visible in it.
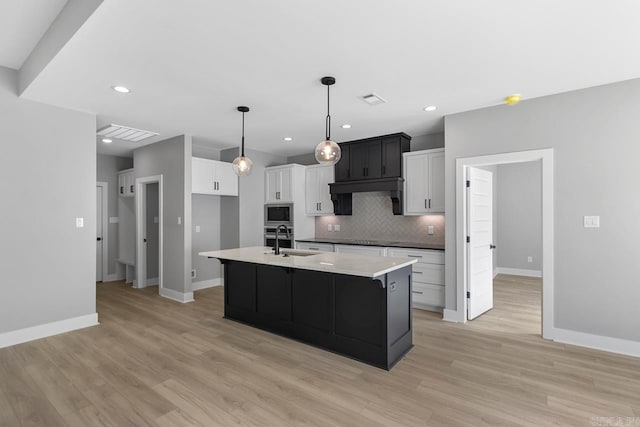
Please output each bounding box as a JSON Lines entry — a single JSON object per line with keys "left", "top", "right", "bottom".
{"left": 96, "top": 181, "right": 109, "bottom": 282}
{"left": 135, "top": 175, "right": 163, "bottom": 292}
{"left": 455, "top": 149, "right": 554, "bottom": 339}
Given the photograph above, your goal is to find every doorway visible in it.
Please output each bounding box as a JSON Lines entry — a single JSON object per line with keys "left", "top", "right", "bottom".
{"left": 456, "top": 149, "right": 554, "bottom": 339}
{"left": 135, "top": 175, "right": 163, "bottom": 292}
{"left": 96, "top": 182, "right": 108, "bottom": 282}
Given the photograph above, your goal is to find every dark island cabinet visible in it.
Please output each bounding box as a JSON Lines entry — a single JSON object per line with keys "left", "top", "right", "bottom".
{"left": 222, "top": 260, "right": 413, "bottom": 370}
{"left": 335, "top": 133, "right": 411, "bottom": 182}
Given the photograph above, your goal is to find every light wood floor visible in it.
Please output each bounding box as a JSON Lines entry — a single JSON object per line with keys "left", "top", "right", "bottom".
{"left": 2, "top": 275, "right": 639, "bottom": 426}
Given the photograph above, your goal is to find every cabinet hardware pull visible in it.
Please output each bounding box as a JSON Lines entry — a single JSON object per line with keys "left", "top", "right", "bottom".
{"left": 319, "top": 202, "right": 321, "bottom": 210}
{"left": 120, "top": 187, "right": 123, "bottom": 194}
{"left": 408, "top": 255, "right": 422, "bottom": 258}
{"left": 425, "top": 199, "right": 427, "bottom": 208}
{"left": 130, "top": 185, "right": 134, "bottom": 193}
{"left": 412, "top": 291, "right": 424, "bottom": 294}
{"left": 428, "top": 198, "right": 431, "bottom": 209}
{"left": 382, "top": 165, "right": 385, "bottom": 175}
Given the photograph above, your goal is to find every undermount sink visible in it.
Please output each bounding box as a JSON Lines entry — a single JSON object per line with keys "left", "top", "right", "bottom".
{"left": 282, "top": 251, "right": 317, "bottom": 257}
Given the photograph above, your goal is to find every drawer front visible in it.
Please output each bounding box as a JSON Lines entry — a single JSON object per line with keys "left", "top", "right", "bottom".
{"left": 388, "top": 248, "right": 444, "bottom": 265}
{"left": 334, "top": 244, "right": 387, "bottom": 257}
{"left": 412, "top": 283, "right": 444, "bottom": 307}
{"left": 296, "top": 242, "right": 334, "bottom": 252}
{"left": 412, "top": 263, "right": 444, "bottom": 286}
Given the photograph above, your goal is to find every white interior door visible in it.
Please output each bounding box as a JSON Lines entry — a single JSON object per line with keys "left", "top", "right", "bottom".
{"left": 138, "top": 183, "right": 147, "bottom": 288}
{"left": 96, "top": 185, "right": 103, "bottom": 282}
{"left": 467, "top": 167, "right": 494, "bottom": 320}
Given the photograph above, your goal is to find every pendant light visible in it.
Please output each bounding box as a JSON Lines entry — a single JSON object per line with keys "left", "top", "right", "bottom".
{"left": 315, "top": 76, "right": 341, "bottom": 165}
{"left": 232, "top": 106, "right": 253, "bottom": 176}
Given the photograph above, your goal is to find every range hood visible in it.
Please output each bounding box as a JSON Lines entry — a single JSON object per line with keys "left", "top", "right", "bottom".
{"left": 329, "top": 177, "right": 404, "bottom": 215}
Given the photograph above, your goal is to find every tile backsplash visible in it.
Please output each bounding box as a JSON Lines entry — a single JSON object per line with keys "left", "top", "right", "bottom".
{"left": 315, "top": 192, "right": 445, "bottom": 245}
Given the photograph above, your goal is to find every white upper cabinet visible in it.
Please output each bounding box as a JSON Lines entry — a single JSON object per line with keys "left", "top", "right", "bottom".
{"left": 118, "top": 169, "right": 135, "bottom": 198}
{"left": 403, "top": 148, "right": 445, "bottom": 215}
{"left": 191, "top": 157, "right": 238, "bottom": 196}
{"left": 305, "top": 164, "right": 334, "bottom": 215}
{"left": 265, "top": 165, "right": 294, "bottom": 203}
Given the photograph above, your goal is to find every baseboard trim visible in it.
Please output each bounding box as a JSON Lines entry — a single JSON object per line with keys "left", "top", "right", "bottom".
{"left": 159, "top": 287, "right": 194, "bottom": 303}
{"left": 191, "top": 278, "right": 222, "bottom": 291}
{"left": 0, "top": 313, "right": 99, "bottom": 349}
{"left": 146, "top": 277, "right": 159, "bottom": 286}
{"left": 104, "top": 273, "right": 119, "bottom": 282}
{"left": 495, "top": 267, "right": 542, "bottom": 278}
{"left": 443, "top": 308, "right": 464, "bottom": 323}
{"left": 551, "top": 327, "right": 640, "bottom": 358}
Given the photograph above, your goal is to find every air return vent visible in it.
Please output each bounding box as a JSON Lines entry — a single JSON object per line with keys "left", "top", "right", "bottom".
{"left": 360, "top": 93, "right": 387, "bottom": 106}
{"left": 97, "top": 124, "right": 158, "bottom": 142}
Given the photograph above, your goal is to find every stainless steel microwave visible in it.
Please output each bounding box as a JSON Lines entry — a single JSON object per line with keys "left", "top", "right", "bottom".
{"left": 264, "top": 204, "right": 293, "bottom": 226}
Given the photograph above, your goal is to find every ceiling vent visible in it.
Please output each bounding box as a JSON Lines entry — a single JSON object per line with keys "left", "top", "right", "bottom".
{"left": 360, "top": 93, "right": 387, "bottom": 106}
{"left": 97, "top": 124, "right": 158, "bottom": 142}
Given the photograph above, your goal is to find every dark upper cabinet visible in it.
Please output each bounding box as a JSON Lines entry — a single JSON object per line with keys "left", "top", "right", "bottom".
{"left": 334, "top": 133, "right": 410, "bottom": 182}
{"left": 335, "top": 144, "right": 350, "bottom": 181}
{"left": 382, "top": 136, "right": 402, "bottom": 177}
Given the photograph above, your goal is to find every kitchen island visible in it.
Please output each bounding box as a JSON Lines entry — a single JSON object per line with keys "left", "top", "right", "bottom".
{"left": 199, "top": 246, "right": 416, "bottom": 370}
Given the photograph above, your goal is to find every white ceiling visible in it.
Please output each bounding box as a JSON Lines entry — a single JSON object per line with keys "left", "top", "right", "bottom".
{"left": 19, "top": 0, "right": 640, "bottom": 157}
{"left": 0, "top": 0, "right": 68, "bottom": 70}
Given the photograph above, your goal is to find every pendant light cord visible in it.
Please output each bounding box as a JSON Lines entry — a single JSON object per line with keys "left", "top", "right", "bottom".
{"left": 325, "top": 84, "right": 331, "bottom": 141}
{"left": 241, "top": 111, "right": 245, "bottom": 157}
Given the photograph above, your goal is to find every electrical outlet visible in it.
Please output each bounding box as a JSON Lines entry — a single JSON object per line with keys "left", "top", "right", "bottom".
{"left": 334, "top": 224, "right": 340, "bottom": 232}
{"left": 75, "top": 217, "right": 84, "bottom": 228}
{"left": 583, "top": 215, "right": 600, "bottom": 228}
{"left": 427, "top": 225, "right": 434, "bottom": 235}
{"left": 191, "top": 269, "right": 196, "bottom": 279}
{"left": 328, "top": 224, "right": 333, "bottom": 231}
{"left": 527, "top": 256, "right": 533, "bottom": 263}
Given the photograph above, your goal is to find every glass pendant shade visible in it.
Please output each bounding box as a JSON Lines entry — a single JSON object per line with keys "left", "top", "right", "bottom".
{"left": 315, "top": 139, "right": 341, "bottom": 165}
{"left": 232, "top": 155, "right": 253, "bottom": 176}
{"left": 233, "top": 106, "right": 252, "bottom": 176}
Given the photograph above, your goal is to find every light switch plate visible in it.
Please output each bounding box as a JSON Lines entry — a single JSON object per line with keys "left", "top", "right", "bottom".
{"left": 109, "top": 217, "right": 119, "bottom": 224}
{"left": 154, "top": 217, "right": 159, "bottom": 224}
{"left": 427, "top": 225, "right": 434, "bottom": 235}
{"left": 328, "top": 224, "right": 333, "bottom": 231}
{"left": 75, "top": 217, "right": 84, "bottom": 228}
{"left": 583, "top": 216, "right": 600, "bottom": 228}
{"left": 178, "top": 216, "right": 182, "bottom": 225}
{"left": 195, "top": 225, "right": 201, "bottom": 233}
{"left": 334, "top": 224, "right": 340, "bottom": 232}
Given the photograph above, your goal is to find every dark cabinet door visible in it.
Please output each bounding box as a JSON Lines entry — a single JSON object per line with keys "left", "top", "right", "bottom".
{"left": 256, "top": 265, "right": 291, "bottom": 321}
{"left": 292, "top": 270, "right": 332, "bottom": 332}
{"left": 349, "top": 142, "right": 367, "bottom": 180}
{"left": 366, "top": 139, "right": 382, "bottom": 179}
{"left": 382, "top": 136, "right": 402, "bottom": 178}
{"left": 335, "top": 144, "right": 350, "bottom": 182}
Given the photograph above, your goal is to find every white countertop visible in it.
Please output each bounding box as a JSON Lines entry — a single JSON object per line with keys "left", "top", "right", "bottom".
{"left": 198, "top": 246, "right": 416, "bottom": 278}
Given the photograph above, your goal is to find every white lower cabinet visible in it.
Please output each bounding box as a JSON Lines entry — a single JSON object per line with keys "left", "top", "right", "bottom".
{"left": 334, "top": 244, "right": 387, "bottom": 257}
{"left": 387, "top": 247, "right": 445, "bottom": 311}
{"left": 296, "top": 242, "right": 334, "bottom": 252}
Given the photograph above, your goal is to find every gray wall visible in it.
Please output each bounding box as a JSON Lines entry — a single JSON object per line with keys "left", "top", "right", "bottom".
{"left": 134, "top": 135, "right": 192, "bottom": 294}
{"left": 445, "top": 78, "right": 640, "bottom": 341}
{"left": 0, "top": 66, "right": 96, "bottom": 333}
{"left": 220, "top": 147, "right": 288, "bottom": 248}
{"left": 411, "top": 132, "right": 445, "bottom": 151}
{"left": 146, "top": 182, "right": 159, "bottom": 279}
{"left": 497, "top": 162, "right": 541, "bottom": 271}
{"left": 220, "top": 149, "right": 240, "bottom": 249}
{"left": 191, "top": 144, "right": 222, "bottom": 284}
{"left": 287, "top": 152, "right": 317, "bottom": 166}
{"left": 96, "top": 154, "right": 133, "bottom": 277}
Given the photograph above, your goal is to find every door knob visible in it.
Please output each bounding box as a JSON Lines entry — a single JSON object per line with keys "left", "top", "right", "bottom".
{"left": 97, "top": 237, "right": 102, "bottom": 241}
{"left": 490, "top": 244, "right": 496, "bottom": 249}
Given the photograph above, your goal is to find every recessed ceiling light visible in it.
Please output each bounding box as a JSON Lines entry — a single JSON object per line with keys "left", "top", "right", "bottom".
{"left": 341, "top": 124, "right": 351, "bottom": 129}
{"left": 283, "top": 137, "right": 293, "bottom": 142}
{"left": 423, "top": 105, "right": 437, "bottom": 112}
{"left": 111, "top": 85, "right": 131, "bottom": 93}
{"left": 102, "top": 138, "right": 112, "bottom": 143}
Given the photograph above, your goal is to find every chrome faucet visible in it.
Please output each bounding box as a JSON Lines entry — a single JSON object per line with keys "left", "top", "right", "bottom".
{"left": 274, "top": 224, "right": 290, "bottom": 255}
